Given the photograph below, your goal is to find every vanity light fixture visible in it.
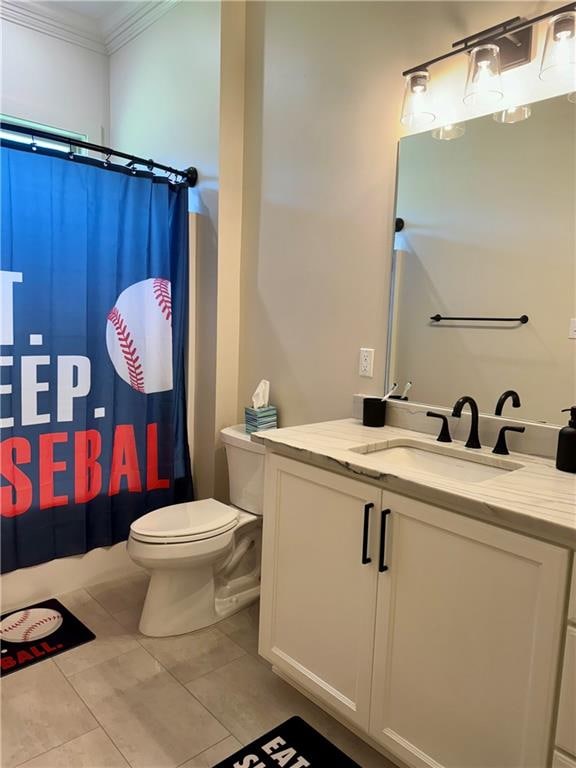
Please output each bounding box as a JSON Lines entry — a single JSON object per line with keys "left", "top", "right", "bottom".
{"left": 493, "top": 104, "right": 532, "bottom": 123}
{"left": 400, "top": 70, "right": 436, "bottom": 129}
{"left": 400, "top": 2, "right": 576, "bottom": 125}
{"left": 463, "top": 44, "right": 504, "bottom": 106}
{"left": 540, "top": 11, "right": 576, "bottom": 84}
{"left": 432, "top": 123, "right": 466, "bottom": 140}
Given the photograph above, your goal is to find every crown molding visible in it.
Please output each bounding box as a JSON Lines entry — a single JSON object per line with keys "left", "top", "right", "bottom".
{"left": 0, "top": 0, "right": 182, "bottom": 56}
{"left": 103, "top": 0, "right": 182, "bottom": 55}
{"left": 1, "top": 0, "right": 107, "bottom": 53}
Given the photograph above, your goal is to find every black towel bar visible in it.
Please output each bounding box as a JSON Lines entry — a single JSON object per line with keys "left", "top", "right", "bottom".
{"left": 430, "top": 314, "right": 529, "bottom": 324}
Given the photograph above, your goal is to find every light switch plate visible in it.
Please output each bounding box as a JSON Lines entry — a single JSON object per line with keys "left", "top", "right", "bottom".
{"left": 569, "top": 318, "right": 576, "bottom": 340}
{"left": 359, "top": 348, "right": 374, "bottom": 377}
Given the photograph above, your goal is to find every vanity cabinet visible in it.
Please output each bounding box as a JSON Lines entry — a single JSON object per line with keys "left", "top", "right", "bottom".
{"left": 569, "top": 566, "right": 576, "bottom": 622}
{"left": 259, "top": 454, "right": 569, "bottom": 768}
{"left": 258, "top": 455, "right": 381, "bottom": 728}
{"left": 553, "top": 753, "right": 576, "bottom": 768}
{"left": 369, "top": 491, "right": 567, "bottom": 768}
{"left": 556, "top": 626, "right": 576, "bottom": 758}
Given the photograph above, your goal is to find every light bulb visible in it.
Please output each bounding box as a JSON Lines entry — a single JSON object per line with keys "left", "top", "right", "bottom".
{"left": 464, "top": 44, "right": 504, "bottom": 107}
{"left": 400, "top": 70, "right": 436, "bottom": 129}
{"left": 432, "top": 123, "right": 466, "bottom": 140}
{"left": 540, "top": 11, "right": 576, "bottom": 85}
{"left": 493, "top": 105, "right": 532, "bottom": 124}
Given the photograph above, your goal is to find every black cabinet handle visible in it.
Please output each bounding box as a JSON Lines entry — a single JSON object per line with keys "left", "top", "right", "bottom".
{"left": 361, "top": 503, "right": 373, "bottom": 564}
{"left": 379, "top": 509, "right": 391, "bottom": 572}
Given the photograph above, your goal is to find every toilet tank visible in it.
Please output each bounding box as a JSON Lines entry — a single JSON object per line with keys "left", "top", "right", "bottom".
{"left": 220, "top": 425, "right": 266, "bottom": 516}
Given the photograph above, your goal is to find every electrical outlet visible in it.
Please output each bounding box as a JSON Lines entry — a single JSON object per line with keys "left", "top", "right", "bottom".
{"left": 359, "top": 348, "right": 374, "bottom": 378}
{"left": 569, "top": 318, "right": 576, "bottom": 340}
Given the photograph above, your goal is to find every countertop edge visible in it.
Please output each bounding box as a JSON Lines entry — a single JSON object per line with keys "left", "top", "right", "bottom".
{"left": 253, "top": 434, "right": 576, "bottom": 551}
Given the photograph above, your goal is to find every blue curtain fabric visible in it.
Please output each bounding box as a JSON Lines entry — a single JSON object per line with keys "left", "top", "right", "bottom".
{"left": 0, "top": 145, "right": 193, "bottom": 573}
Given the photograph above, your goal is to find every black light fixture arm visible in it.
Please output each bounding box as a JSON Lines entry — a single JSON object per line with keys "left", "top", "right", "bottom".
{"left": 451, "top": 16, "right": 523, "bottom": 48}
{"left": 402, "top": 1, "right": 576, "bottom": 76}
{"left": 0, "top": 121, "right": 199, "bottom": 187}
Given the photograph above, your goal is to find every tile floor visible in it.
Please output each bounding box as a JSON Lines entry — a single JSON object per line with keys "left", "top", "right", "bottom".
{"left": 1, "top": 573, "right": 395, "bottom": 768}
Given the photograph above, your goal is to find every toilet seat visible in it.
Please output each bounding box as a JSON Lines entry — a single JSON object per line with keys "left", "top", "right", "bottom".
{"left": 130, "top": 499, "right": 239, "bottom": 544}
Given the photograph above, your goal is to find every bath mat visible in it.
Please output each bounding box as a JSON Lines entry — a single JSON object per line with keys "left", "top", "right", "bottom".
{"left": 212, "top": 716, "right": 362, "bottom": 767}
{"left": 0, "top": 598, "right": 95, "bottom": 676}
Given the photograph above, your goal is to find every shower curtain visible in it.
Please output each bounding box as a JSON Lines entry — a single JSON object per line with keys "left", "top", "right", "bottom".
{"left": 0, "top": 144, "right": 193, "bottom": 573}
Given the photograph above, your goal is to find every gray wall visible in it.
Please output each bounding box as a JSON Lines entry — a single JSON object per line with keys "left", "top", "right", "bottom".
{"left": 238, "top": 1, "right": 546, "bottom": 427}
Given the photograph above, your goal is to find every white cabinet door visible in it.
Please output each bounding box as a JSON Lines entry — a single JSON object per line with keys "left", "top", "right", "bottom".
{"left": 569, "top": 565, "right": 576, "bottom": 622}
{"left": 556, "top": 625, "right": 576, "bottom": 758}
{"left": 369, "top": 491, "right": 569, "bottom": 768}
{"left": 553, "top": 752, "right": 576, "bottom": 768}
{"left": 259, "top": 454, "right": 381, "bottom": 729}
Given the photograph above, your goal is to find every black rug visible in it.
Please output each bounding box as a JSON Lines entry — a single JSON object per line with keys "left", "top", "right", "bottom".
{"left": 0, "top": 598, "right": 95, "bottom": 676}
{"left": 213, "top": 716, "right": 362, "bottom": 767}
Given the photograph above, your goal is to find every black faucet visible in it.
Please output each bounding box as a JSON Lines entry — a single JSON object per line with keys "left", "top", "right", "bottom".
{"left": 451, "top": 396, "right": 481, "bottom": 449}
{"left": 426, "top": 411, "right": 452, "bottom": 442}
{"left": 493, "top": 425, "right": 525, "bottom": 455}
{"left": 495, "top": 390, "right": 521, "bottom": 417}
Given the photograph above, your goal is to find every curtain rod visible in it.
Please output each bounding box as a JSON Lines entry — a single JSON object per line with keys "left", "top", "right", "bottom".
{"left": 0, "top": 121, "right": 198, "bottom": 187}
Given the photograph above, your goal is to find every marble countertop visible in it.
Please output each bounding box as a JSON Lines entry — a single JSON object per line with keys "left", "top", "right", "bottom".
{"left": 252, "top": 419, "right": 576, "bottom": 550}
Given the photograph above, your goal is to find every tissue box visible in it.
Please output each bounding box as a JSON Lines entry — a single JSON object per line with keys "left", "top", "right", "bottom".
{"left": 245, "top": 406, "right": 278, "bottom": 434}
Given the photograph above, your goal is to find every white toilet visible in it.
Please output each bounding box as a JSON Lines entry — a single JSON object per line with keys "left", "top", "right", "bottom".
{"left": 127, "top": 425, "right": 266, "bottom": 637}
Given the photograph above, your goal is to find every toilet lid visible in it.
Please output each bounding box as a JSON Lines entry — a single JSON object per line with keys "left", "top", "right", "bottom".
{"left": 130, "top": 499, "right": 239, "bottom": 543}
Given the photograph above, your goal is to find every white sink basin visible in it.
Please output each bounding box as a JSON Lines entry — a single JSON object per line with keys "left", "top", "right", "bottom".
{"left": 350, "top": 441, "right": 523, "bottom": 484}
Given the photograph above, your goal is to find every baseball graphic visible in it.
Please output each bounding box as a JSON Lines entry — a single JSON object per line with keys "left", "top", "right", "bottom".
{"left": 106, "top": 278, "right": 173, "bottom": 394}
{"left": 0, "top": 608, "right": 63, "bottom": 643}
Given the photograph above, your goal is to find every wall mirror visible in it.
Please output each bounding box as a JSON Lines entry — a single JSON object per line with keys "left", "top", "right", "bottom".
{"left": 387, "top": 94, "right": 576, "bottom": 425}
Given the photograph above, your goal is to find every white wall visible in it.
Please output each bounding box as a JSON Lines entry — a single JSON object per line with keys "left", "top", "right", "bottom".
{"left": 392, "top": 95, "right": 575, "bottom": 424}
{"left": 238, "top": 0, "right": 566, "bottom": 428}
{"left": 109, "top": 0, "right": 220, "bottom": 220}
{"left": 0, "top": 20, "right": 108, "bottom": 141}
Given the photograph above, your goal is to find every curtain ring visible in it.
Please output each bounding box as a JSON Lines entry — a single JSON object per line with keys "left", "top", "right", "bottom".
{"left": 68, "top": 142, "right": 75, "bottom": 161}
{"left": 103, "top": 153, "right": 111, "bottom": 168}
{"left": 31, "top": 135, "right": 38, "bottom": 152}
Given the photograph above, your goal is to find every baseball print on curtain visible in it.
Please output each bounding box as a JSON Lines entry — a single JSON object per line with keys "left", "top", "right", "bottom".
{"left": 0, "top": 144, "right": 193, "bottom": 573}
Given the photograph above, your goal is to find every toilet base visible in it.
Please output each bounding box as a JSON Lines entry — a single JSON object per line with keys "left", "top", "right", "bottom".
{"left": 139, "top": 520, "right": 260, "bottom": 637}
{"left": 215, "top": 585, "right": 260, "bottom": 624}
{"left": 137, "top": 539, "right": 261, "bottom": 637}
{"left": 129, "top": 508, "right": 262, "bottom": 638}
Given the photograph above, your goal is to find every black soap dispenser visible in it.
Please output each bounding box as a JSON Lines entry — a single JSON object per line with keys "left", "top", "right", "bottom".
{"left": 556, "top": 407, "right": 576, "bottom": 473}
